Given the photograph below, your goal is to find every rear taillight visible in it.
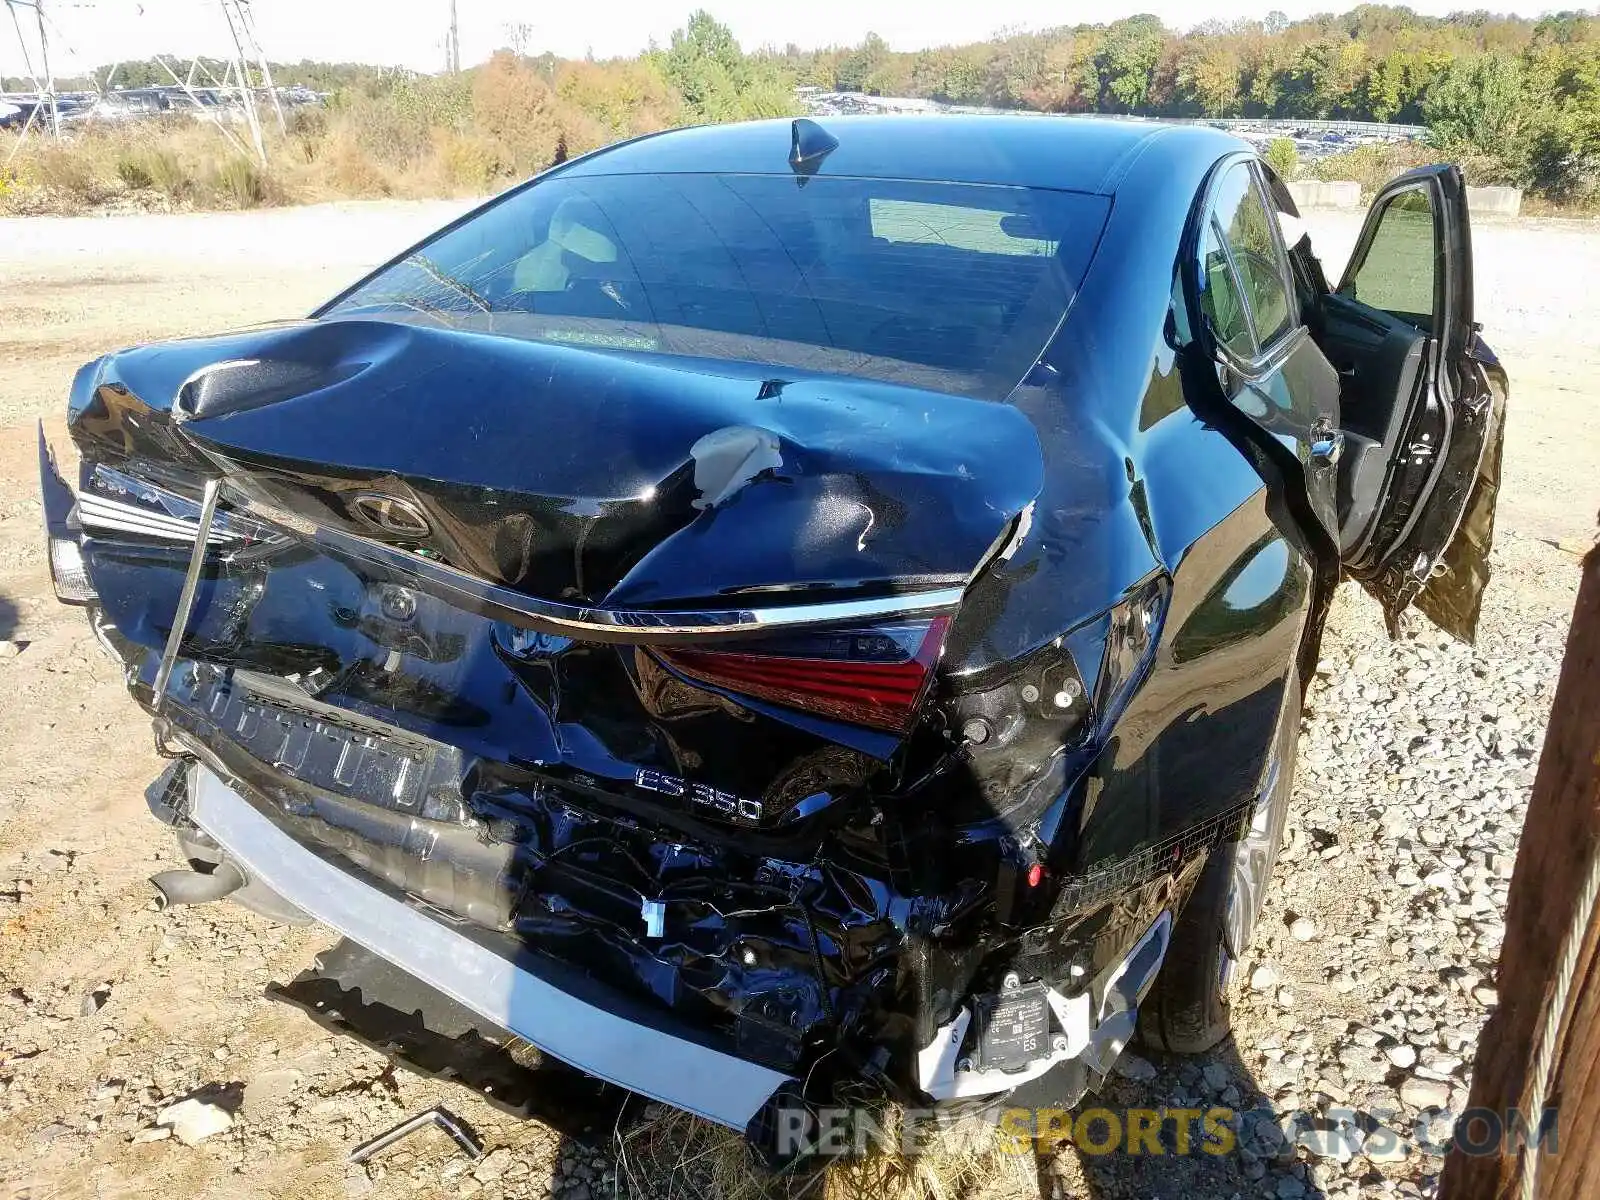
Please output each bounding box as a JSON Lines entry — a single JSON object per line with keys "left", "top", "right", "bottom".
{"left": 655, "top": 615, "right": 951, "bottom": 733}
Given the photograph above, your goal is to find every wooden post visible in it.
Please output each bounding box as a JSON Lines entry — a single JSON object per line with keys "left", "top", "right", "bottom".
{"left": 1440, "top": 541, "right": 1600, "bottom": 1199}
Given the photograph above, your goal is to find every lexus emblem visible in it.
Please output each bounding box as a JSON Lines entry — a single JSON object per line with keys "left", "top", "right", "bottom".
{"left": 351, "top": 493, "right": 431, "bottom": 539}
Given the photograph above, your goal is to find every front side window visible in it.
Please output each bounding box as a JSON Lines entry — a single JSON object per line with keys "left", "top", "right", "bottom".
{"left": 1339, "top": 186, "right": 1436, "bottom": 332}
{"left": 1209, "top": 163, "right": 1296, "bottom": 354}
{"left": 325, "top": 174, "right": 1111, "bottom": 401}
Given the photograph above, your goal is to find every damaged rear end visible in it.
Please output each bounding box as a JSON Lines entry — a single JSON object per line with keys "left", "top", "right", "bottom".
{"left": 41, "top": 150, "right": 1188, "bottom": 1146}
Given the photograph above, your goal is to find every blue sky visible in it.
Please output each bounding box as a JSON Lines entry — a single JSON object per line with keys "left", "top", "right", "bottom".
{"left": 4, "top": 0, "right": 1578, "bottom": 80}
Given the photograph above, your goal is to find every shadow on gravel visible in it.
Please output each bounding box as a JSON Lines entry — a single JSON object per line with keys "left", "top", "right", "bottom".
{"left": 1047, "top": 1038, "right": 1327, "bottom": 1200}
{"left": 0, "top": 591, "right": 17, "bottom": 642}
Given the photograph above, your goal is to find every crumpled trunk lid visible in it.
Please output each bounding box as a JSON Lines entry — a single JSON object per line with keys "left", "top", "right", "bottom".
{"left": 71, "top": 319, "right": 1044, "bottom": 609}
{"left": 65, "top": 318, "right": 1044, "bottom": 822}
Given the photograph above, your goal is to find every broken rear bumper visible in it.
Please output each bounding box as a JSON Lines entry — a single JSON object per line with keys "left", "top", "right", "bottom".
{"left": 177, "top": 761, "right": 797, "bottom": 1134}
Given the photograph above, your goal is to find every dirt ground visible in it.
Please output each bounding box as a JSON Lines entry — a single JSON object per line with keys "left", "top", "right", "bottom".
{"left": 0, "top": 202, "right": 1595, "bottom": 1200}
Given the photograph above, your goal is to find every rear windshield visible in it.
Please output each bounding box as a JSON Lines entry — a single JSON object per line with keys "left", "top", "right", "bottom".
{"left": 323, "top": 173, "right": 1110, "bottom": 400}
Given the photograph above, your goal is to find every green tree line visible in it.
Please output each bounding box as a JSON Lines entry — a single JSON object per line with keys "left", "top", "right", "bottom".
{"left": 780, "top": 7, "right": 1600, "bottom": 200}
{"left": 1, "top": 10, "right": 794, "bottom": 124}
{"left": 7, "top": 7, "right": 1598, "bottom": 202}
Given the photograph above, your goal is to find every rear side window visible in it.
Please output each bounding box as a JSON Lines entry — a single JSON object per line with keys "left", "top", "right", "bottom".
{"left": 1210, "top": 163, "right": 1296, "bottom": 354}
{"left": 324, "top": 174, "right": 1111, "bottom": 400}
{"left": 1199, "top": 220, "right": 1256, "bottom": 360}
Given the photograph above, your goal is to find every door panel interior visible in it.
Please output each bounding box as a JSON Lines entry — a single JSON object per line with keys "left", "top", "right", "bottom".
{"left": 1318, "top": 294, "right": 1430, "bottom": 559}
{"left": 1314, "top": 163, "right": 1500, "bottom": 643}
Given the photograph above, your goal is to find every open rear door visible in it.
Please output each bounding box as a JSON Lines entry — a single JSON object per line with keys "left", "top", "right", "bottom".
{"left": 1322, "top": 164, "right": 1505, "bottom": 642}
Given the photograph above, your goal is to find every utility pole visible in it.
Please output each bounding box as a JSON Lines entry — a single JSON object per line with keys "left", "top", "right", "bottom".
{"left": 448, "top": 0, "right": 460, "bottom": 73}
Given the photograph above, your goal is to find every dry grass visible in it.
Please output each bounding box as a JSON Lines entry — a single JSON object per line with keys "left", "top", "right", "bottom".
{"left": 2, "top": 118, "right": 293, "bottom": 213}
{"left": 612, "top": 1104, "right": 1041, "bottom": 1200}
{"left": 0, "top": 53, "right": 687, "bottom": 215}
{"left": 1519, "top": 191, "right": 1600, "bottom": 217}
{"left": 1309, "top": 140, "right": 1439, "bottom": 196}
{"left": 1309, "top": 140, "right": 1600, "bottom": 212}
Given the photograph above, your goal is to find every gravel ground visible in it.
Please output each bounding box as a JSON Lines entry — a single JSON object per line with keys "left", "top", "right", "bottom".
{"left": 1045, "top": 531, "right": 1575, "bottom": 1200}
{"left": 0, "top": 201, "right": 1594, "bottom": 1200}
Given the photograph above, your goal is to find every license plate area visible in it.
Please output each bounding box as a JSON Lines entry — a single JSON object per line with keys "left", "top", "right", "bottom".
{"left": 166, "top": 665, "right": 454, "bottom": 816}
{"left": 973, "top": 982, "right": 1051, "bottom": 1072}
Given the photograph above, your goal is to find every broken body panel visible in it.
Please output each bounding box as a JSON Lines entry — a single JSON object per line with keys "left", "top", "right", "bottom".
{"left": 41, "top": 116, "right": 1499, "bottom": 1139}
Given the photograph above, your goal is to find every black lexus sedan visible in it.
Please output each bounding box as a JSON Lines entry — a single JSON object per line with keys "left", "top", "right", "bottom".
{"left": 39, "top": 114, "right": 1504, "bottom": 1141}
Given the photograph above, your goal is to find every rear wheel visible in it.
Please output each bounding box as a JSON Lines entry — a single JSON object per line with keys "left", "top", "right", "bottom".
{"left": 1138, "top": 681, "right": 1301, "bottom": 1054}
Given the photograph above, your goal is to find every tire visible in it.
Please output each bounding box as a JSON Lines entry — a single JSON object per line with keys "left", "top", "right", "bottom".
{"left": 1138, "top": 680, "right": 1301, "bottom": 1054}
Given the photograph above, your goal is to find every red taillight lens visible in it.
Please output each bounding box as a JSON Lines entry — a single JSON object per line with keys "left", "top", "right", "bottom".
{"left": 655, "top": 616, "right": 950, "bottom": 733}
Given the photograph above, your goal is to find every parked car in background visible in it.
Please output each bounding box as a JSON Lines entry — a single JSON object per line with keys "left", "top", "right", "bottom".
{"left": 40, "top": 114, "right": 1504, "bottom": 1148}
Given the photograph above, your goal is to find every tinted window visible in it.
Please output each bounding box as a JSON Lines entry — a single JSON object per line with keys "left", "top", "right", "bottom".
{"left": 326, "top": 174, "right": 1111, "bottom": 400}
{"left": 1341, "top": 186, "right": 1436, "bottom": 331}
{"left": 1212, "top": 163, "right": 1295, "bottom": 351}
{"left": 1200, "top": 220, "right": 1255, "bottom": 360}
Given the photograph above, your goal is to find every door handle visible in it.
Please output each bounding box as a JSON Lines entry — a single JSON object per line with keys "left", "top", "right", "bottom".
{"left": 1310, "top": 431, "right": 1344, "bottom": 466}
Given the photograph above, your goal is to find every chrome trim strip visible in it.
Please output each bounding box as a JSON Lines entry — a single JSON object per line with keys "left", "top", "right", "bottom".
{"left": 78, "top": 496, "right": 236, "bottom": 544}
{"left": 225, "top": 486, "right": 966, "bottom": 645}
{"left": 186, "top": 765, "right": 791, "bottom": 1130}
{"left": 84, "top": 465, "right": 270, "bottom": 545}
{"left": 1099, "top": 908, "right": 1172, "bottom": 1019}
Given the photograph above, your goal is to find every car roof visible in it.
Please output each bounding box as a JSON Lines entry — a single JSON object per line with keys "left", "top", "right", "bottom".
{"left": 558, "top": 114, "right": 1247, "bottom": 196}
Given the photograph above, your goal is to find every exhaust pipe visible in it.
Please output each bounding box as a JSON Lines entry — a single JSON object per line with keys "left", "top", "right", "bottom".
{"left": 150, "top": 861, "right": 246, "bottom": 910}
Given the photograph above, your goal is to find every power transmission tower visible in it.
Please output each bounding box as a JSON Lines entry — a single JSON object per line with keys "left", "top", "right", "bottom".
{"left": 31, "top": 0, "right": 56, "bottom": 134}
{"left": 235, "top": 0, "right": 285, "bottom": 134}
{"left": 3, "top": 0, "right": 60, "bottom": 147}
{"left": 136, "top": 1, "right": 282, "bottom": 164}
{"left": 217, "top": 0, "right": 266, "bottom": 160}
{"left": 150, "top": 50, "right": 254, "bottom": 160}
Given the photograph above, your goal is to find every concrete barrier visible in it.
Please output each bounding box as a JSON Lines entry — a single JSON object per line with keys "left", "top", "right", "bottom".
{"left": 1287, "top": 180, "right": 1524, "bottom": 216}
{"left": 1287, "top": 180, "right": 1363, "bottom": 209}
{"left": 1467, "top": 185, "right": 1523, "bottom": 217}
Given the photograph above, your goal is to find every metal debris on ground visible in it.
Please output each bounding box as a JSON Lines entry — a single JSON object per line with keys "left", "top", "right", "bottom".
{"left": 347, "top": 1106, "right": 484, "bottom": 1165}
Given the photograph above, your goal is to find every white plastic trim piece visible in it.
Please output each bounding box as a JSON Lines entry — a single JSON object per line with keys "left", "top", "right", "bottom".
{"left": 1098, "top": 909, "right": 1173, "bottom": 1022}
{"left": 915, "top": 909, "right": 1173, "bottom": 1103}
